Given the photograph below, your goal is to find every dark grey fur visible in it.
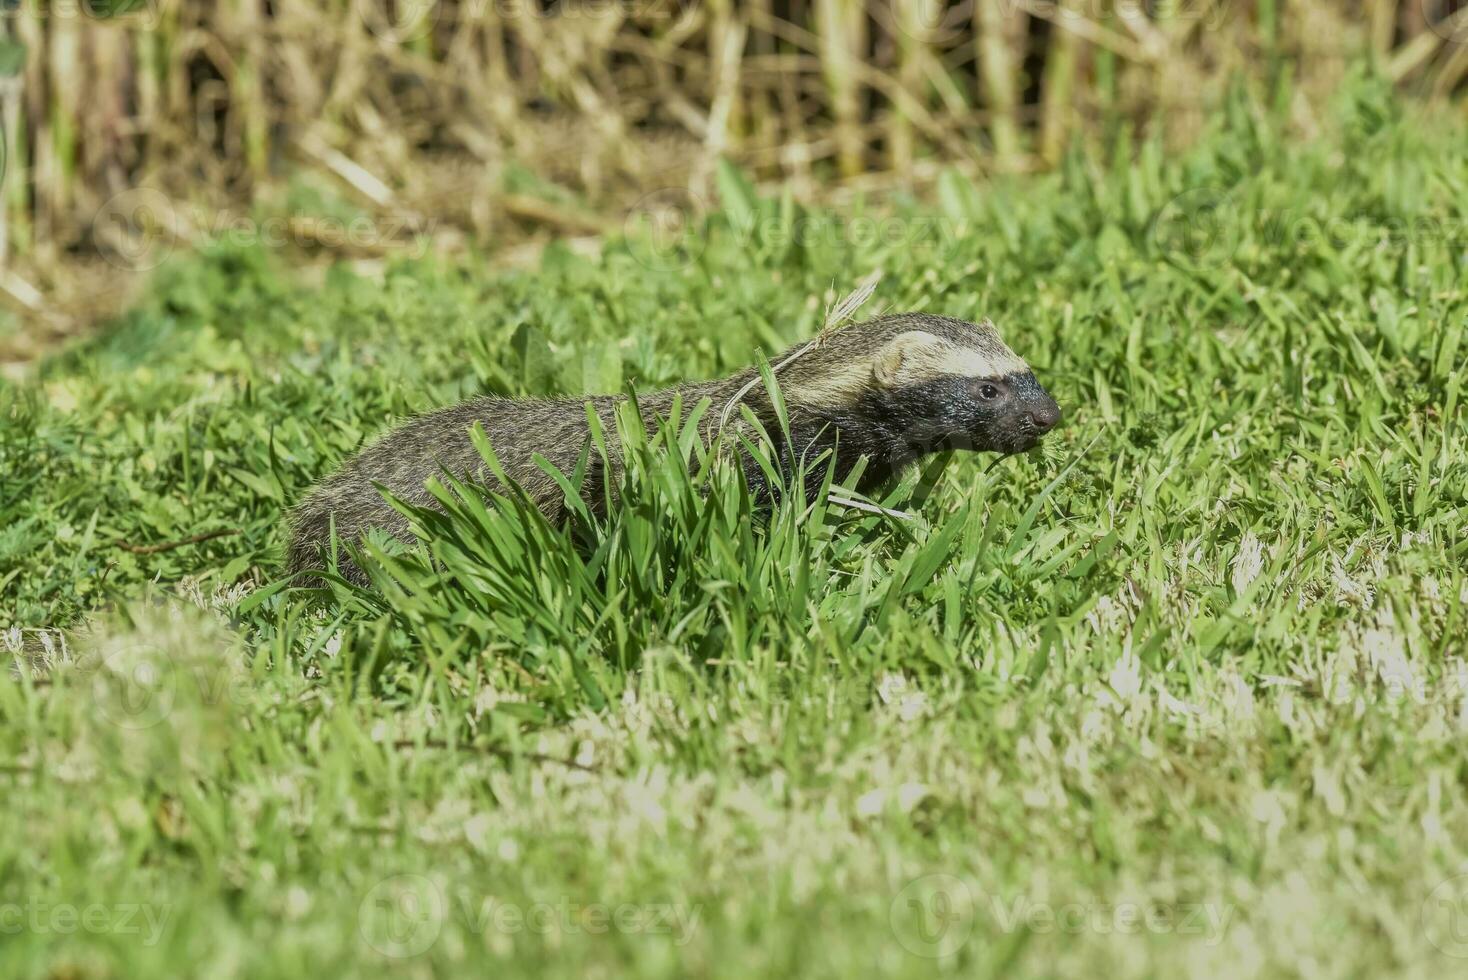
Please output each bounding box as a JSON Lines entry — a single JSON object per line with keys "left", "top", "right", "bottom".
{"left": 286, "top": 313, "right": 1060, "bottom": 585}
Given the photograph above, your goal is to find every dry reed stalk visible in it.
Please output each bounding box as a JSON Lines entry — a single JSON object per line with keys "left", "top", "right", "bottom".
{"left": 749, "top": 5, "right": 983, "bottom": 166}
{"left": 890, "top": 0, "right": 942, "bottom": 174}
{"left": 701, "top": 0, "right": 747, "bottom": 190}
{"left": 1369, "top": 0, "right": 1399, "bottom": 61}
{"left": 1039, "top": 0, "right": 1083, "bottom": 166}
{"left": 45, "top": 19, "right": 72, "bottom": 203}
{"left": 743, "top": 0, "right": 781, "bottom": 162}
{"left": 230, "top": 0, "right": 269, "bottom": 181}
{"left": 0, "top": 23, "right": 27, "bottom": 262}
{"left": 816, "top": 0, "right": 867, "bottom": 177}
{"left": 976, "top": 0, "right": 1024, "bottom": 170}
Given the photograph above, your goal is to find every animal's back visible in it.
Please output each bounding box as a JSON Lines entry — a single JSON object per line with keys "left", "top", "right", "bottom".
{"left": 286, "top": 393, "right": 622, "bottom": 584}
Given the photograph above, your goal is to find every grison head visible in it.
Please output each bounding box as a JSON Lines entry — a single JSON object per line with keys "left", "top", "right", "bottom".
{"left": 791, "top": 313, "right": 1061, "bottom": 457}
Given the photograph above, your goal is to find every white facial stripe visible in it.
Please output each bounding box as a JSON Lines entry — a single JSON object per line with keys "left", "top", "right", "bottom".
{"left": 911, "top": 342, "right": 1029, "bottom": 381}
{"left": 783, "top": 330, "right": 1031, "bottom": 409}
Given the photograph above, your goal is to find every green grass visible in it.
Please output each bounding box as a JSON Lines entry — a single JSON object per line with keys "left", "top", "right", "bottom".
{"left": 2, "top": 74, "right": 1466, "bottom": 978}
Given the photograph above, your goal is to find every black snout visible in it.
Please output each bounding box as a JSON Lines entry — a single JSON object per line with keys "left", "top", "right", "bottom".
{"left": 1027, "top": 397, "right": 1061, "bottom": 433}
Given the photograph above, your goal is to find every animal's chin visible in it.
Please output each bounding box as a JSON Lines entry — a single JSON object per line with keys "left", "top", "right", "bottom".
{"left": 922, "top": 432, "right": 1045, "bottom": 456}
{"left": 962, "top": 430, "right": 1047, "bottom": 456}
{"left": 999, "top": 433, "right": 1046, "bottom": 455}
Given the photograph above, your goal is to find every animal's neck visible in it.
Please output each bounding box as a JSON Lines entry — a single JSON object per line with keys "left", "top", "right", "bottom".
{"left": 640, "top": 367, "right": 915, "bottom": 496}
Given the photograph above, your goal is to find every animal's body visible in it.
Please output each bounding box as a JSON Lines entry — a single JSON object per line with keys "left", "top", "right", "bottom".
{"left": 286, "top": 313, "right": 1060, "bottom": 585}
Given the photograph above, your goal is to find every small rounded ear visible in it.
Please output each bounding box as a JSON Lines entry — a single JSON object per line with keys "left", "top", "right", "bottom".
{"left": 873, "top": 331, "right": 940, "bottom": 387}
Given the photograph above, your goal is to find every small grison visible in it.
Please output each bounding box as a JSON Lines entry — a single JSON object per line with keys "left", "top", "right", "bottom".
{"left": 286, "top": 313, "right": 1060, "bottom": 585}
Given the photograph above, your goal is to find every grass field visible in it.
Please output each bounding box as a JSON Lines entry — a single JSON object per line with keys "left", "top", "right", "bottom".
{"left": 2, "top": 74, "right": 1466, "bottom": 978}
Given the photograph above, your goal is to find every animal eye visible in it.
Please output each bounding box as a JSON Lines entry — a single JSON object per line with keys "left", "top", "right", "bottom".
{"left": 978, "top": 383, "right": 1000, "bottom": 400}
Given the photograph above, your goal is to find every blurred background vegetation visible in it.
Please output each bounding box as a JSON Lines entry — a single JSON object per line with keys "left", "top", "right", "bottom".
{"left": 0, "top": 0, "right": 1463, "bottom": 358}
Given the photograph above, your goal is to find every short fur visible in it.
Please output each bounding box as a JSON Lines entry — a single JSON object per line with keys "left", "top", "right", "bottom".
{"left": 286, "top": 313, "right": 1060, "bottom": 585}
